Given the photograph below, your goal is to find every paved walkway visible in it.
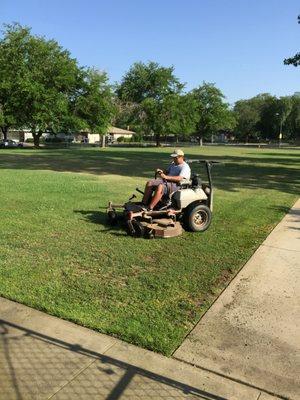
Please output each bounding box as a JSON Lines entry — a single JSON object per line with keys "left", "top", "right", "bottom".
{"left": 1, "top": 200, "right": 299, "bottom": 400}
{"left": 0, "top": 297, "right": 266, "bottom": 400}
{"left": 175, "top": 199, "right": 300, "bottom": 400}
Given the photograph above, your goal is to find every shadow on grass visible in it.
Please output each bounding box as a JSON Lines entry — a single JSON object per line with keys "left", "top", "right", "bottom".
{"left": 74, "top": 209, "right": 105, "bottom": 225}
{"left": 0, "top": 148, "right": 299, "bottom": 195}
{"left": 74, "top": 209, "right": 128, "bottom": 237}
{"left": 268, "top": 205, "right": 292, "bottom": 214}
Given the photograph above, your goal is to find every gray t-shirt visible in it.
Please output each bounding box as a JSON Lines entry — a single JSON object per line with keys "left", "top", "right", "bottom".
{"left": 167, "top": 161, "right": 191, "bottom": 181}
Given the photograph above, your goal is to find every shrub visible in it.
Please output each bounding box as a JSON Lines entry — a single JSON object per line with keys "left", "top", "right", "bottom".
{"left": 45, "top": 137, "right": 64, "bottom": 143}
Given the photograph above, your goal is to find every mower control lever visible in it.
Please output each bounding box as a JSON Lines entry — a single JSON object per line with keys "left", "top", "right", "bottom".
{"left": 129, "top": 194, "right": 137, "bottom": 201}
{"left": 186, "top": 159, "right": 222, "bottom": 165}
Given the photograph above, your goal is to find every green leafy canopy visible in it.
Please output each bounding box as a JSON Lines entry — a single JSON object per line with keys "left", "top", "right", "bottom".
{"left": 0, "top": 23, "right": 115, "bottom": 145}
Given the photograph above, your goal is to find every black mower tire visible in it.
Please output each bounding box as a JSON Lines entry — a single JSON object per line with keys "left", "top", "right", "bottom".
{"left": 107, "top": 210, "right": 118, "bottom": 226}
{"left": 145, "top": 229, "right": 154, "bottom": 239}
{"left": 127, "top": 220, "right": 145, "bottom": 238}
{"left": 184, "top": 203, "right": 212, "bottom": 232}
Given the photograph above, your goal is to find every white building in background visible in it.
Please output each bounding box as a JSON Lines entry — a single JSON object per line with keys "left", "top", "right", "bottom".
{"left": 80, "top": 127, "right": 135, "bottom": 144}
{"left": 4, "top": 126, "right": 135, "bottom": 144}
{"left": 107, "top": 126, "right": 135, "bottom": 142}
{"left": 3, "top": 129, "right": 33, "bottom": 142}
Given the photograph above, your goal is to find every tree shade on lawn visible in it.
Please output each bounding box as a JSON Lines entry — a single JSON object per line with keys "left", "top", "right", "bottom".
{"left": 0, "top": 146, "right": 299, "bottom": 355}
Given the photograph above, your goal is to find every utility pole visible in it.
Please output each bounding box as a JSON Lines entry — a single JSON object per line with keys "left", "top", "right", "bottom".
{"left": 276, "top": 113, "right": 283, "bottom": 147}
{"left": 279, "top": 118, "right": 283, "bottom": 147}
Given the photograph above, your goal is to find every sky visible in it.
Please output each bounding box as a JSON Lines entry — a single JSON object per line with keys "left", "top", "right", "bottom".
{"left": 1, "top": 0, "right": 299, "bottom": 104}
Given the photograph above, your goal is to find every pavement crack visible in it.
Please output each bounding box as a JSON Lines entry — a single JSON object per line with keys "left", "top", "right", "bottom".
{"left": 101, "top": 340, "right": 118, "bottom": 355}
{"left": 172, "top": 356, "right": 289, "bottom": 400}
{"left": 46, "top": 358, "right": 97, "bottom": 399}
{"left": 261, "top": 244, "right": 300, "bottom": 253}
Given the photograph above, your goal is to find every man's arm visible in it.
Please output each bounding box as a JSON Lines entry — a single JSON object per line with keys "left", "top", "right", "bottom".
{"left": 160, "top": 162, "right": 191, "bottom": 183}
{"left": 159, "top": 173, "right": 183, "bottom": 183}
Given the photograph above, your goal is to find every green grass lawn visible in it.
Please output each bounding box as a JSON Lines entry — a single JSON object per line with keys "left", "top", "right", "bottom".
{"left": 0, "top": 145, "right": 299, "bottom": 355}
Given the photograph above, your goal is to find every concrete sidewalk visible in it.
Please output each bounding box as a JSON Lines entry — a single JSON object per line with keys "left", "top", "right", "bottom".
{"left": 0, "top": 297, "right": 269, "bottom": 400}
{"left": 175, "top": 199, "right": 300, "bottom": 400}
{"left": 1, "top": 200, "right": 299, "bottom": 400}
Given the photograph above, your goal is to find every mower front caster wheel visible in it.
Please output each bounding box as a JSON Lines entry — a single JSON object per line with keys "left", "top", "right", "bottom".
{"left": 107, "top": 210, "right": 118, "bottom": 225}
{"left": 126, "top": 220, "right": 145, "bottom": 238}
{"left": 184, "top": 204, "right": 211, "bottom": 232}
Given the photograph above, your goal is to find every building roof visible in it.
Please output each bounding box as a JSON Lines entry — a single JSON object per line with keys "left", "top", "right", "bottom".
{"left": 108, "top": 126, "right": 135, "bottom": 135}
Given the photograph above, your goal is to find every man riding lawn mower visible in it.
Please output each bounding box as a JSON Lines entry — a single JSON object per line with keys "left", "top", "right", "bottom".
{"left": 106, "top": 149, "right": 220, "bottom": 238}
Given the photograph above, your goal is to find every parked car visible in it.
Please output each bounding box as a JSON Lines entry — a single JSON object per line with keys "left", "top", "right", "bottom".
{"left": 0, "top": 139, "right": 24, "bottom": 148}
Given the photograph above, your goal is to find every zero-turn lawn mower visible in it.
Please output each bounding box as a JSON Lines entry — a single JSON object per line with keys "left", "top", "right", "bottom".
{"left": 106, "top": 160, "right": 220, "bottom": 239}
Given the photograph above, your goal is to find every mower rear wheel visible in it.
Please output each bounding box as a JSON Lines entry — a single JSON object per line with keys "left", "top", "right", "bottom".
{"left": 184, "top": 204, "right": 211, "bottom": 232}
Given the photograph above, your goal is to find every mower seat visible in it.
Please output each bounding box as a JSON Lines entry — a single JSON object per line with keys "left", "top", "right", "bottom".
{"left": 191, "top": 174, "right": 202, "bottom": 188}
{"left": 179, "top": 179, "right": 192, "bottom": 189}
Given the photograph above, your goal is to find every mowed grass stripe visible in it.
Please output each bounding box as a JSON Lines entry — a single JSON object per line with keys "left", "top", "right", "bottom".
{"left": 0, "top": 146, "right": 299, "bottom": 354}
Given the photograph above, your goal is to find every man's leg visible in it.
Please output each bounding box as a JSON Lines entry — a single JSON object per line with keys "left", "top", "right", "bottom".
{"left": 142, "top": 181, "right": 154, "bottom": 205}
{"left": 149, "top": 184, "right": 164, "bottom": 210}
{"left": 142, "top": 179, "right": 164, "bottom": 206}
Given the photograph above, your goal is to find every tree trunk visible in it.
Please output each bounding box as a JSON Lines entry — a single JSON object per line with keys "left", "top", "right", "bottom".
{"left": 102, "top": 134, "right": 106, "bottom": 148}
{"left": 1, "top": 126, "right": 8, "bottom": 141}
{"left": 198, "top": 136, "right": 203, "bottom": 146}
{"left": 32, "top": 131, "right": 41, "bottom": 148}
{"left": 155, "top": 133, "right": 161, "bottom": 147}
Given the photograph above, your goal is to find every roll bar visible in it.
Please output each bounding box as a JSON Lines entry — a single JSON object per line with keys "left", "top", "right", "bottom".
{"left": 185, "top": 159, "right": 222, "bottom": 211}
{"left": 186, "top": 159, "right": 221, "bottom": 186}
{"left": 185, "top": 159, "right": 222, "bottom": 165}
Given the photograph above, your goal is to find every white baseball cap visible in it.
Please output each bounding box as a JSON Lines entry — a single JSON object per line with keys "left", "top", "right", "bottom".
{"left": 170, "top": 149, "right": 184, "bottom": 157}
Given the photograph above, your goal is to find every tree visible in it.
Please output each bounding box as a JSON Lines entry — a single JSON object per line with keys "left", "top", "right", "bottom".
{"left": 138, "top": 93, "right": 198, "bottom": 142}
{"left": 112, "top": 99, "right": 145, "bottom": 141}
{"left": 0, "top": 24, "right": 116, "bottom": 147}
{"left": 0, "top": 24, "right": 83, "bottom": 146}
{"left": 234, "top": 94, "right": 293, "bottom": 142}
{"left": 0, "top": 24, "right": 30, "bottom": 140}
{"left": 234, "top": 99, "right": 260, "bottom": 141}
{"left": 233, "top": 93, "right": 273, "bottom": 141}
{"left": 175, "top": 93, "right": 199, "bottom": 140}
{"left": 258, "top": 96, "right": 292, "bottom": 140}
{"left": 284, "top": 15, "right": 300, "bottom": 66}
{"left": 116, "top": 61, "right": 191, "bottom": 146}
{"left": 284, "top": 95, "right": 300, "bottom": 140}
{"left": 191, "top": 83, "right": 236, "bottom": 145}
{"left": 117, "top": 61, "right": 183, "bottom": 103}
{"left": 74, "top": 68, "right": 115, "bottom": 146}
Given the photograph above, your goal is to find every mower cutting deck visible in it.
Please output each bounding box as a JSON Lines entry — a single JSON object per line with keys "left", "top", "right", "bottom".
{"left": 106, "top": 160, "right": 220, "bottom": 239}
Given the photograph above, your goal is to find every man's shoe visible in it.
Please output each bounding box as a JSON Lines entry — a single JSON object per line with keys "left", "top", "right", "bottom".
{"left": 140, "top": 204, "right": 152, "bottom": 212}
